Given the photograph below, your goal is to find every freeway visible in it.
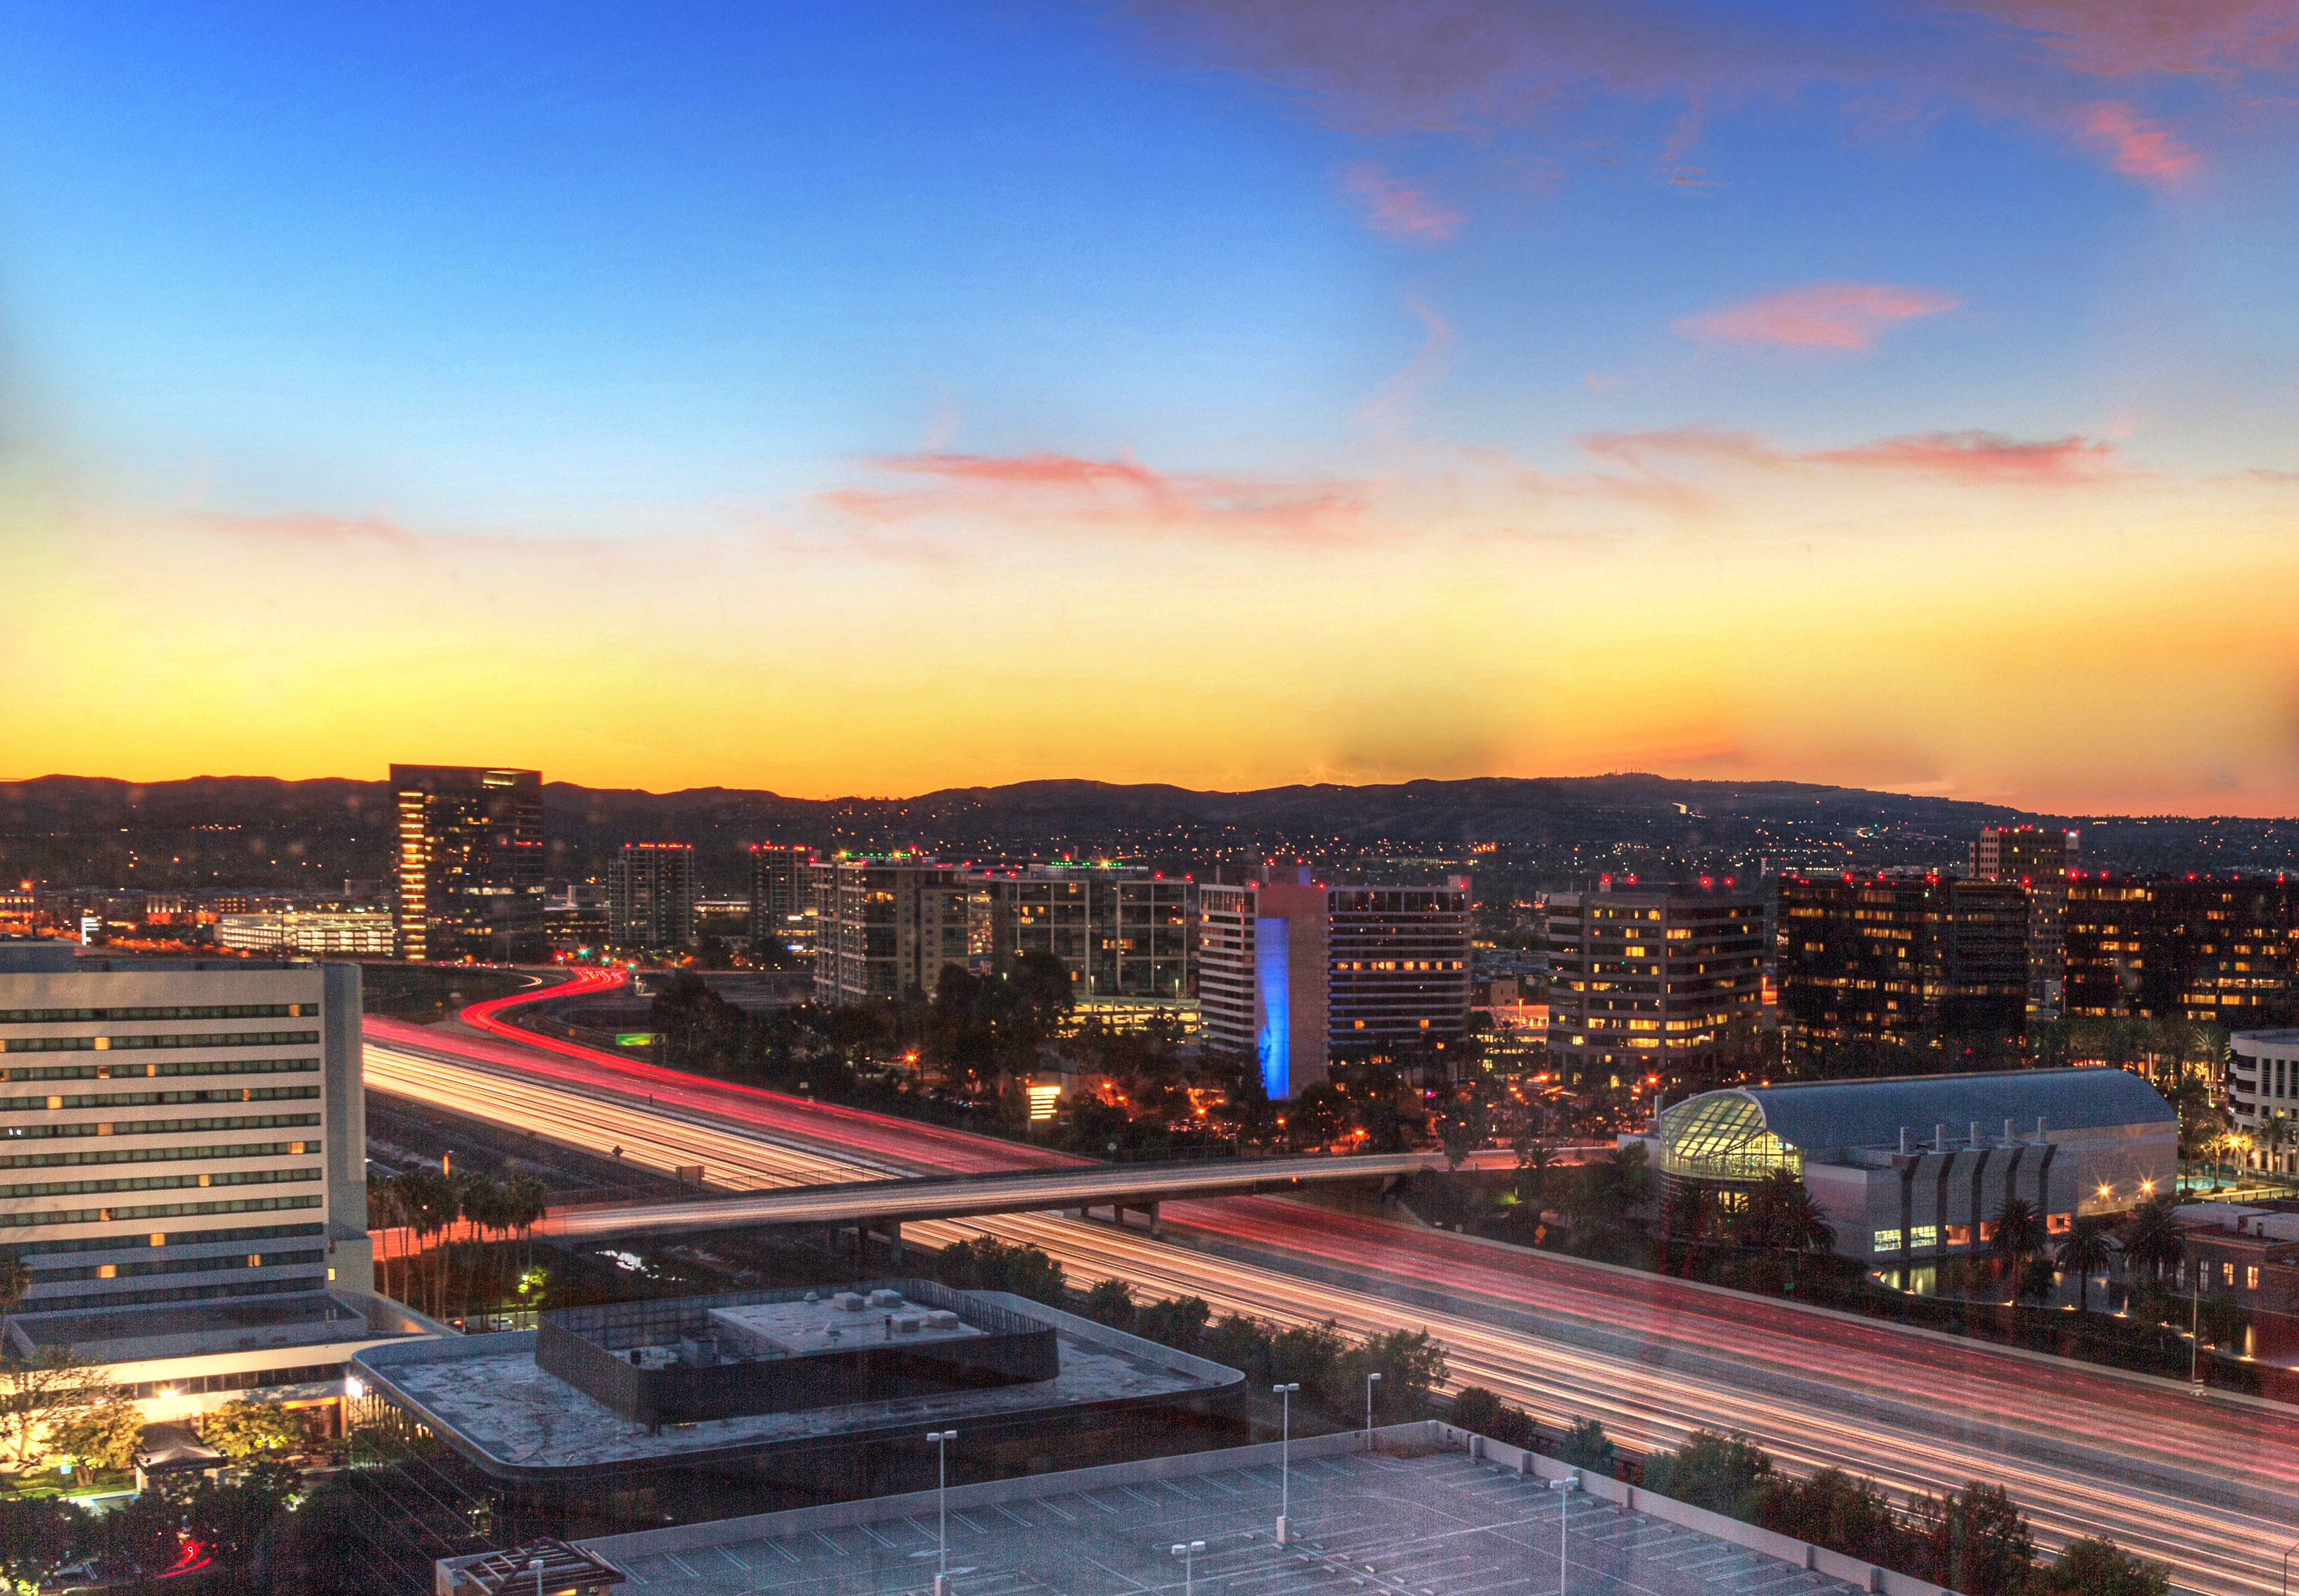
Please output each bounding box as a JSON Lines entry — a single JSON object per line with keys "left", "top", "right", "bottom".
{"left": 363, "top": 988, "right": 2299, "bottom": 1595}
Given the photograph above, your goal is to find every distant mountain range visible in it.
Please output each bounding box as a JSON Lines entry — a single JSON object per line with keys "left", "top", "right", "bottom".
{"left": 1, "top": 773, "right": 2290, "bottom": 892}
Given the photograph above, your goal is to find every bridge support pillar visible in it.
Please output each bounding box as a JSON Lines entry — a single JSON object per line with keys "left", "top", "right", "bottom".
{"left": 886, "top": 1219, "right": 903, "bottom": 1266}
{"left": 1145, "top": 1201, "right": 1160, "bottom": 1237}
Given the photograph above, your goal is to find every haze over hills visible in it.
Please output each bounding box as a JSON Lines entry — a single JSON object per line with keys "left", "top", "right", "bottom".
{"left": 3, "top": 772, "right": 2292, "bottom": 893}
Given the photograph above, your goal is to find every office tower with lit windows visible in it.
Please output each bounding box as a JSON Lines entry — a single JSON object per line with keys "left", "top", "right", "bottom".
{"left": 982, "top": 864, "right": 1192, "bottom": 1001}
{"left": 390, "top": 765, "right": 546, "bottom": 963}
{"left": 809, "top": 857, "right": 988, "bottom": 1005}
{"left": 748, "top": 844, "right": 817, "bottom": 954}
{"left": 2063, "top": 875, "right": 2299, "bottom": 1026}
{"left": 1545, "top": 883, "right": 1765, "bottom": 1087}
{"left": 607, "top": 843, "right": 699, "bottom": 949}
{"left": 1971, "top": 825, "right": 2079, "bottom": 1017}
{"left": 0, "top": 941, "right": 402, "bottom": 1433}
{"left": 1197, "top": 868, "right": 1470, "bottom": 1100}
{"left": 1777, "top": 874, "right": 2029, "bottom": 1061}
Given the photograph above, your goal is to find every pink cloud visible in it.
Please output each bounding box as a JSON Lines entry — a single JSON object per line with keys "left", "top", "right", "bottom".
{"left": 1950, "top": 1, "right": 2299, "bottom": 77}
{"left": 1675, "top": 281, "right": 1962, "bottom": 350}
{"left": 1342, "top": 163, "right": 1465, "bottom": 241}
{"left": 184, "top": 510, "right": 422, "bottom": 550}
{"left": 1356, "top": 293, "right": 1456, "bottom": 433}
{"left": 2071, "top": 100, "right": 2199, "bottom": 178}
{"left": 1577, "top": 424, "right": 2120, "bottom": 483}
{"left": 822, "top": 450, "right": 1373, "bottom": 546}
{"left": 1128, "top": 1, "right": 2253, "bottom": 183}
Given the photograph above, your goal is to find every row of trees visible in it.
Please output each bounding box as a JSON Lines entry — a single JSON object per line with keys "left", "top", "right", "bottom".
{"left": 0, "top": 1459, "right": 303, "bottom": 1594}
{"left": 367, "top": 1169, "right": 550, "bottom": 1321}
{"left": 1637, "top": 1429, "right": 2167, "bottom": 1596}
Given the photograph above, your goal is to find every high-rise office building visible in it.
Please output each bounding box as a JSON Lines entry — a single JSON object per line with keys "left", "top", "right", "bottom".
{"left": 1972, "top": 826, "right": 2079, "bottom": 1017}
{"left": 810, "top": 858, "right": 988, "bottom": 1005}
{"left": 1197, "top": 868, "right": 1470, "bottom": 1099}
{"left": 0, "top": 942, "right": 400, "bottom": 1431}
{"left": 607, "top": 843, "right": 698, "bottom": 949}
{"left": 1545, "top": 884, "right": 1766, "bottom": 1086}
{"left": 2063, "top": 876, "right": 2299, "bottom": 1026}
{"left": 748, "top": 844, "right": 817, "bottom": 953}
{"left": 982, "top": 865, "right": 1192, "bottom": 1000}
{"left": 1777, "top": 874, "right": 2029, "bottom": 1059}
{"left": 391, "top": 765, "right": 546, "bottom": 963}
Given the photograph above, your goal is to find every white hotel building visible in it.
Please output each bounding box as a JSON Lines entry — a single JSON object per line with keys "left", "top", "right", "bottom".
{"left": 1, "top": 941, "right": 429, "bottom": 1433}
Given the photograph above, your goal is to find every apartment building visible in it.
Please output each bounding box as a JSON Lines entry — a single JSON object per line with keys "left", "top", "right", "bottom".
{"left": 607, "top": 842, "right": 698, "bottom": 949}
{"left": 748, "top": 844, "right": 817, "bottom": 953}
{"left": 1777, "top": 875, "right": 2029, "bottom": 1060}
{"left": 2063, "top": 875, "right": 2299, "bottom": 1027}
{"left": 808, "top": 858, "right": 987, "bottom": 1005}
{"left": 1971, "top": 825, "right": 2079, "bottom": 1017}
{"left": 981, "top": 865, "right": 1192, "bottom": 1001}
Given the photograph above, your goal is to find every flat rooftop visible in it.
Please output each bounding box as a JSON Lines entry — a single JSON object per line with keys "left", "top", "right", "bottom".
{"left": 584, "top": 1445, "right": 1871, "bottom": 1596}
{"left": 706, "top": 1292, "right": 981, "bottom": 1359}
{"left": 10, "top": 1291, "right": 370, "bottom": 1360}
{"left": 361, "top": 1319, "right": 1230, "bottom": 1473}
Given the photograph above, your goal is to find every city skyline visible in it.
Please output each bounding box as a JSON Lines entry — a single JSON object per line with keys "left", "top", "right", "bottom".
{"left": 4, "top": 3, "right": 2297, "bottom": 813}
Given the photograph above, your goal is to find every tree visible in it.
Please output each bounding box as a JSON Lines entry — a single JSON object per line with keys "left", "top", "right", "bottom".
{"left": 49, "top": 1396, "right": 144, "bottom": 1473}
{"left": 1082, "top": 1279, "right": 1136, "bottom": 1332}
{"left": 1555, "top": 1417, "right": 1615, "bottom": 1473}
{"left": 2055, "top": 1217, "right": 2115, "bottom": 1314}
{"left": 1908, "top": 1480, "right": 2034, "bottom": 1596}
{"left": 1440, "top": 1094, "right": 1489, "bottom": 1171}
{"left": 1643, "top": 1430, "right": 1772, "bottom": 1518}
{"left": 1337, "top": 1329, "right": 1447, "bottom": 1421}
{"left": 933, "top": 1236, "right": 1065, "bottom": 1305}
{"left": 503, "top": 1172, "right": 551, "bottom": 1279}
{"left": 2121, "top": 1195, "right": 2184, "bottom": 1283}
{"left": 1134, "top": 1295, "right": 1211, "bottom": 1351}
{"left": 0, "top": 1496, "right": 82, "bottom": 1595}
{"left": 201, "top": 1398, "right": 306, "bottom": 1461}
{"left": 2198, "top": 1288, "right": 2246, "bottom": 1353}
{"left": 1734, "top": 1167, "right": 1834, "bottom": 1255}
{"left": 0, "top": 1249, "right": 28, "bottom": 1349}
{"left": 1753, "top": 1469, "right": 1909, "bottom": 1568}
{"left": 1989, "top": 1198, "right": 2047, "bottom": 1296}
{"left": 0, "top": 1345, "right": 108, "bottom": 1470}
{"left": 1450, "top": 1387, "right": 1534, "bottom": 1449}
{"left": 2031, "top": 1536, "right": 2170, "bottom": 1596}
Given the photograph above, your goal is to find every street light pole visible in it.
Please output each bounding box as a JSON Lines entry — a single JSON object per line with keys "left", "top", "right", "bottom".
{"left": 928, "top": 1429, "right": 958, "bottom": 1596}
{"left": 1547, "top": 1474, "right": 1580, "bottom": 1595}
{"left": 2191, "top": 1267, "right": 2203, "bottom": 1393}
{"left": 1365, "top": 1370, "right": 1382, "bottom": 1452}
{"left": 1274, "top": 1382, "right": 1300, "bottom": 1545}
{"left": 1173, "top": 1540, "right": 1205, "bottom": 1596}
{"left": 528, "top": 1555, "right": 544, "bottom": 1596}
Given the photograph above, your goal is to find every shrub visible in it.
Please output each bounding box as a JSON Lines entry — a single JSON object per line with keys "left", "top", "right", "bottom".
{"left": 1642, "top": 1429, "right": 1772, "bottom": 1519}
{"left": 1450, "top": 1387, "right": 1534, "bottom": 1448}
{"left": 1753, "top": 1469, "right": 1910, "bottom": 1568}
{"left": 2031, "top": 1536, "right": 2169, "bottom": 1596}
{"left": 934, "top": 1236, "right": 1066, "bottom": 1305}
{"left": 1907, "top": 1481, "right": 2034, "bottom": 1596}
{"left": 1555, "top": 1417, "right": 1615, "bottom": 1472}
{"left": 1134, "top": 1295, "right": 1211, "bottom": 1351}
{"left": 1082, "top": 1278, "right": 1136, "bottom": 1331}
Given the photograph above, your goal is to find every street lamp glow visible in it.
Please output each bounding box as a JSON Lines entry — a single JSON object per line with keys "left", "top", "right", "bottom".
{"left": 1365, "top": 1369, "right": 1382, "bottom": 1451}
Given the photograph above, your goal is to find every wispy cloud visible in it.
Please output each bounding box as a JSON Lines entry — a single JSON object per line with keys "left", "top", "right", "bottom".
{"left": 821, "top": 450, "right": 1373, "bottom": 546}
{"left": 182, "top": 509, "right": 423, "bottom": 549}
{"left": 1356, "top": 294, "right": 1456, "bottom": 434}
{"left": 2070, "top": 100, "right": 2198, "bottom": 179}
{"left": 1948, "top": 1, "right": 2299, "bottom": 77}
{"left": 1578, "top": 424, "right": 2120, "bottom": 483}
{"left": 1675, "top": 281, "right": 1962, "bottom": 351}
{"left": 1342, "top": 163, "right": 1466, "bottom": 241}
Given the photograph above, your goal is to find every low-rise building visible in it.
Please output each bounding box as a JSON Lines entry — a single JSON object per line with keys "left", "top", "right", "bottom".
{"left": 2231, "top": 1028, "right": 2299, "bottom": 1178}
{"left": 215, "top": 909, "right": 397, "bottom": 956}
{"left": 1644, "top": 1067, "right": 2177, "bottom": 1267}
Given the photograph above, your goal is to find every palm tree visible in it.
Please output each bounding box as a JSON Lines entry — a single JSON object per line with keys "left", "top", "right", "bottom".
{"left": 2121, "top": 1194, "right": 2184, "bottom": 1285}
{"left": 2263, "top": 1113, "right": 2294, "bottom": 1183}
{"left": 2056, "top": 1217, "right": 2115, "bottom": 1314}
{"left": 1991, "top": 1197, "right": 2048, "bottom": 1299}
{"left": 504, "top": 1173, "right": 550, "bottom": 1281}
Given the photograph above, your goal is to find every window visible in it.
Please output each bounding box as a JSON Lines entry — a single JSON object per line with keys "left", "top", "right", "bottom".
{"left": 2248, "top": 1266, "right": 2261, "bottom": 1291}
{"left": 1910, "top": 1225, "right": 1938, "bottom": 1248}
{"left": 1873, "top": 1229, "right": 1903, "bottom": 1251}
{"left": 2047, "top": 1212, "right": 2072, "bottom": 1235}
{"left": 2224, "top": 1262, "right": 2236, "bottom": 1286}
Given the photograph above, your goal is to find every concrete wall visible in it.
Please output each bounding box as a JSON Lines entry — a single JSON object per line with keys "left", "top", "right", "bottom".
{"left": 323, "top": 961, "right": 372, "bottom": 1291}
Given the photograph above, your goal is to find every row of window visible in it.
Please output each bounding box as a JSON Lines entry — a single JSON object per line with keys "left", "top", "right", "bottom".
{"left": 4, "top": 1220, "right": 325, "bottom": 1258}
{"left": 0, "top": 1004, "right": 310, "bottom": 1024}
{"left": 0, "top": 1165, "right": 321, "bottom": 1200}
{"left": 0, "top": 1084, "right": 321, "bottom": 1112}
{"left": 2, "top": 1113, "right": 321, "bottom": 1141}
{"left": 0, "top": 1193, "right": 322, "bottom": 1229}
{"left": 1874, "top": 1215, "right": 2074, "bottom": 1251}
{"left": 0, "top": 1137, "right": 320, "bottom": 1171}
{"left": 0, "top": 1056, "right": 321, "bottom": 1084}
{"left": 34, "top": 1246, "right": 327, "bottom": 1284}
{"left": 25, "top": 1272, "right": 329, "bottom": 1317}
{"left": 0, "top": 1030, "right": 319, "bottom": 1054}
{"left": 115, "top": 1361, "right": 345, "bottom": 1402}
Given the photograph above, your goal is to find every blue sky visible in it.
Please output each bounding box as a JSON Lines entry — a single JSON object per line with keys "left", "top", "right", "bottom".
{"left": 4, "top": 1, "right": 2297, "bottom": 808}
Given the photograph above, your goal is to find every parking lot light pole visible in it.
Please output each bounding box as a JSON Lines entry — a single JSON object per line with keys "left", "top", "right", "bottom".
{"left": 929, "top": 1430, "right": 958, "bottom": 1596}
{"left": 1173, "top": 1540, "right": 1206, "bottom": 1596}
{"left": 1365, "top": 1371, "right": 1382, "bottom": 1452}
{"left": 1274, "top": 1383, "right": 1301, "bottom": 1545}
{"left": 1548, "top": 1474, "right": 1580, "bottom": 1595}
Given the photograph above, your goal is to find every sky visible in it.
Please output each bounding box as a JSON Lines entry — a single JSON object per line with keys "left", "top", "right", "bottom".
{"left": 2, "top": 1, "right": 2296, "bottom": 813}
